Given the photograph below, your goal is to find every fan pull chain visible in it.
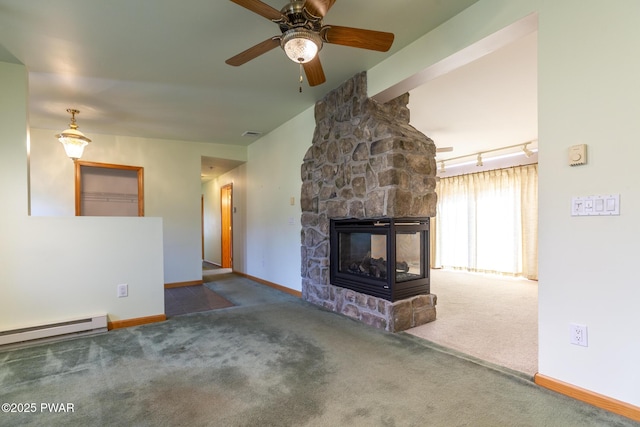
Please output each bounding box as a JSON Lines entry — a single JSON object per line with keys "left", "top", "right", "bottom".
{"left": 299, "top": 62, "right": 304, "bottom": 93}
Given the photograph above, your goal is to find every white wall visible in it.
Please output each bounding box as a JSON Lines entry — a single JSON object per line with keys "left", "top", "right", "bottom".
{"left": 244, "top": 108, "right": 315, "bottom": 291}
{"left": 202, "top": 178, "right": 222, "bottom": 264}
{"left": 30, "top": 128, "right": 246, "bottom": 285}
{"left": 0, "top": 61, "right": 165, "bottom": 329}
{"left": 4, "top": 216, "right": 165, "bottom": 328}
{"left": 536, "top": 0, "right": 640, "bottom": 406}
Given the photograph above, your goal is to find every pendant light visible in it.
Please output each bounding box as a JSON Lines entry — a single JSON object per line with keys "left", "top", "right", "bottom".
{"left": 56, "top": 108, "right": 91, "bottom": 160}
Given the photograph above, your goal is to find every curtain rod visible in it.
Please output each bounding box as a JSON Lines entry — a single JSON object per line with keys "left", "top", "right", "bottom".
{"left": 437, "top": 162, "right": 538, "bottom": 181}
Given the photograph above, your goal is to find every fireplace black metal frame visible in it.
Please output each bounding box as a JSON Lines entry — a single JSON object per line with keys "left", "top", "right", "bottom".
{"left": 330, "top": 217, "right": 430, "bottom": 302}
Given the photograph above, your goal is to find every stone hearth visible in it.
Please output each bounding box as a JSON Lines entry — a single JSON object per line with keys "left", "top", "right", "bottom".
{"left": 300, "top": 72, "right": 438, "bottom": 332}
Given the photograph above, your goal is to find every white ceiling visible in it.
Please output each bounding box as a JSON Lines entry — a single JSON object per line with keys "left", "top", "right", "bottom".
{"left": 0, "top": 0, "right": 537, "bottom": 178}
{"left": 410, "top": 31, "right": 538, "bottom": 162}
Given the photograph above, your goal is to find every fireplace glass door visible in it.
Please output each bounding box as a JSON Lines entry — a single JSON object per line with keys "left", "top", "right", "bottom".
{"left": 395, "top": 228, "right": 425, "bottom": 282}
{"left": 338, "top": 232, "right": 388, "bottom": 280}
{"left": 330, "top": 218, "right": 430, "bottom": 301}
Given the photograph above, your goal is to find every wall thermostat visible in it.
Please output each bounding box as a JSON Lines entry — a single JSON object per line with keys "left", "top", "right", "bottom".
{"left": 569, "top": 144, "right": 587, "bottom": 166}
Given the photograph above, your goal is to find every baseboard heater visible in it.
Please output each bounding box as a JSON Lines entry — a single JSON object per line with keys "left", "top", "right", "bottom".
{"left": 0, "top": 315, "right": 108, "bottom": 347}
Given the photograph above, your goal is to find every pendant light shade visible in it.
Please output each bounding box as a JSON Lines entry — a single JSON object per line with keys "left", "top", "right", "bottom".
{"left": 56, "top": 108, "right": 91, "bottom": 160}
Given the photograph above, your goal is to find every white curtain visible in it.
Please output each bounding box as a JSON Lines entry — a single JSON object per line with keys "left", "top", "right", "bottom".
{"left": 433, "top": 164, "right": 538, "bottom": 280}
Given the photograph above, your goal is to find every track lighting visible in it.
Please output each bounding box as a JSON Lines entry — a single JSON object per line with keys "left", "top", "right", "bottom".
{"left": 437, "top": 141, "right": 538, "bottom": 171}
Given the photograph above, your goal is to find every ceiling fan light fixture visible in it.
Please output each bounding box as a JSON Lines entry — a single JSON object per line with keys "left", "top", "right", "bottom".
{"left": 281, "top": 28, "right": 322, "bottom": 63}
{"left": 55, "top": 108, "right": 91, "bottom": 160}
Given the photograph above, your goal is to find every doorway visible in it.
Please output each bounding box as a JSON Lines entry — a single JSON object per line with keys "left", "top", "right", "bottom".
{"left": 399, "top": 20, "right": 538, "bottom": 377}
{"left": 221, "top": 183, "right": 233, "bottom": 268}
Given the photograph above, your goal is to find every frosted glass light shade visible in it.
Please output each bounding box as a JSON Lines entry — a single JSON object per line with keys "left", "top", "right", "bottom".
{"left": 56, "top": 108, "right": 91, "bottom": 160}
{"left": 281, "top": 29, "right": 322, "bottom": 63}
{"left": 57, "top": 128, "right": 91, "bottom": 160}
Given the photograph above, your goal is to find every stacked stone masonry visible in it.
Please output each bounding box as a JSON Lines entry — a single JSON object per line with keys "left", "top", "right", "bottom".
{"left": 300, "top": 71, "right": 438, "bottom": 332}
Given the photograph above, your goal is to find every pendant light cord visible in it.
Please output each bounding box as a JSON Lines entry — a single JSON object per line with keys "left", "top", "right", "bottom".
{"left": 299, "top": 62, "right": 304, "bottom": 93}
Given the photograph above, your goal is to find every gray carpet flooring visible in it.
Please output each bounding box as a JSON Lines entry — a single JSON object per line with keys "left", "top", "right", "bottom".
{"left": 0, "top": 273, "right": 636, "bottom": 426}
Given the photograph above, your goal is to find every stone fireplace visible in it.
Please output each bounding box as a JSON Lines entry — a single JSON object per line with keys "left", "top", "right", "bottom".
{"left": 300, "top": 72, "right": 438, "bottom": 332}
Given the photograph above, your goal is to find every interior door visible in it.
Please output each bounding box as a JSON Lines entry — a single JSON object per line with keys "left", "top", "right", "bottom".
{"left": 221, "top": 184, "right": 233, "bottom": 268}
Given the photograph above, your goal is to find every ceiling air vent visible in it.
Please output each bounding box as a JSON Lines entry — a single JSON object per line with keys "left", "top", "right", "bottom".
{"left": 242, "top": 131, "right": 262, "bottom": 137}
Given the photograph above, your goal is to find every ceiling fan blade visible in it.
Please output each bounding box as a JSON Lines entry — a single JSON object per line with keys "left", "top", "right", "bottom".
{"left": 324, "top": 25, "right": 394, "bottom": 52}
{"left": 230, "top": 0, "right": 284, "bottom": 21}
{"left": 303, "top": 56, "right": 326, "bottom": 87}
{"left": 303, "top": 0, "right": 336, "bottom": 18}
{"left": 225, "top": 37, "right": 280, "bottom": 66}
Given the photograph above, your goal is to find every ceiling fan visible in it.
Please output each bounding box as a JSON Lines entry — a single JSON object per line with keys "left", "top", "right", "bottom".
{"left": 226, "top": 0, "right": 395, "bottom": 87}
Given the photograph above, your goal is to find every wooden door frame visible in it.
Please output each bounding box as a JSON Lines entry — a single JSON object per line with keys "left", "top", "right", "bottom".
{"left": 75, "top": 160, "right": 144, "bottom": 216}
{"left": 221, "top": 183, "right": 233, "bottom": 268}
{"left": 201, "top": 195, "right": 205, "bottom": 260}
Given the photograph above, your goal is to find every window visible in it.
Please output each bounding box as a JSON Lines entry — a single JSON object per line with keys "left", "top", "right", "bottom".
{"left": 433, "top": 164, "right": 537, "bottom": 279}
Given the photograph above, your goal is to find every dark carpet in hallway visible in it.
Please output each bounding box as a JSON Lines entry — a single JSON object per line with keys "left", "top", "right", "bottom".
{"left": 164, "top": 285, "right": 234, "bottom": 317}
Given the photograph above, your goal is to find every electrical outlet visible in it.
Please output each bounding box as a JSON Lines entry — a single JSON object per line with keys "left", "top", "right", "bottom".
{"left": 117, "top": 284, "right": 128, "bottom": 298}
{"left": 570, "top": 323, "right": 588, "bottom": 347}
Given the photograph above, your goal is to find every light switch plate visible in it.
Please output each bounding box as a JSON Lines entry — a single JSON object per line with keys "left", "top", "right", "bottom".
{"left": 572, "top": 194, "right": 620, "bottom": 216}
